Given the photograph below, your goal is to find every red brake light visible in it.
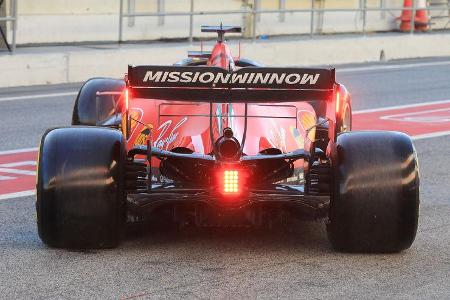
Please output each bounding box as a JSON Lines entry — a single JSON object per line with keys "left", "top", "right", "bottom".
{"left": 125, "top": 88, "right": 129, "bottom": 111}
{"left": 223, "top": 170, "right": 239, "bottom": 194}
{"left": 336, "top": 90, "right": 341, "bottom": 114}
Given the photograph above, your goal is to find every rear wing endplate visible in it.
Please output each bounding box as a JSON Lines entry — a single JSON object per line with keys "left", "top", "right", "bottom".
{"left": 127, "top": 65, "right": 335, "bottom": 103}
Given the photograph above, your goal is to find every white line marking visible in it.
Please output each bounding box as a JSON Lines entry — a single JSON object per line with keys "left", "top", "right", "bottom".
{"left": 0, "top": 91, "right": 78, "bottom": 102}
{"left": 0, "top": 190, "right": 35, "bottom": 201}
{"left": 0, "top": 161, "right": 37, "bottom": 168}
{"left": 339, "top": 60, "right": 450, "bottom": 73}
{"left": 0, "top": 95, "right": 449, "bottom": 201}
{"left": 353, "top": 99, "right": 450, "bottom": 114}
{"left": 0, "top": 147, "right": 38, "bottom": 155}
{"left": 412, "top": 130, "right": 450, "bottom": 140}
{"left": 0, "top": 175, "right": 16, "bottom": 181}
{"left": 380, "top": 108, "right": 450, "bottom": 123}
{"left": 0, "top": 168, "right": 36, "bottom": 176}
{"left": 0, "top": 61, "right": 447, "bottom": 103}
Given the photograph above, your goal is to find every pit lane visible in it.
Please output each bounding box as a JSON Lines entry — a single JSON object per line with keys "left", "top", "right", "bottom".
{"left": 1, "top": 57, "right": 449, "bottom": 299}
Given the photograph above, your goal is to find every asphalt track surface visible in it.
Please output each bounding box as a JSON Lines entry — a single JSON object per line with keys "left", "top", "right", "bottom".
{"left": 0, "top": 57, "right": 450, "bottom": 299}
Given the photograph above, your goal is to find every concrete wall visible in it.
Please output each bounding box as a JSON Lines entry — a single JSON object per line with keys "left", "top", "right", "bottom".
{"left": 0, "top": 0, "right": 8, "bottom": 49}
{"left": 14, "top": 0, "right": 244, "bottom": 44}
{"left": 1, "top": 33, "right": 450, "bottom": 87}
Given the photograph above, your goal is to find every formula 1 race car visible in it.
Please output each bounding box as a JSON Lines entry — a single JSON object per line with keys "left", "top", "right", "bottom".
{"left": 36, "top": 25, "right": 419, "bottom": 252}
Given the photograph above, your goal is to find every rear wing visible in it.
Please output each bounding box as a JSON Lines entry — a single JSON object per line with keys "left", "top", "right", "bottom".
{"left": 127, "top": 65, "right": 336, "bottom": 103}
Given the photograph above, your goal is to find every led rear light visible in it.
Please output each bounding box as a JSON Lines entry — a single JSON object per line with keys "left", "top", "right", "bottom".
{"left": 124, "top": 88, "right": 129, "bottom": 111}
{"left": 335, "top": 90, "right": 341, "bottom": 115}
{"left": 223, "top": 170, "right": 239, "bottom": 194}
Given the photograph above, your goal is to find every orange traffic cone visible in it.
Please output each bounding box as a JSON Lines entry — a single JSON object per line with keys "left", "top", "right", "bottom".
{"left": 415, "top": 0, "right": 429, "bottom": 31}
{"left": 399, "top": 0, "right": 413, "bottom": 32}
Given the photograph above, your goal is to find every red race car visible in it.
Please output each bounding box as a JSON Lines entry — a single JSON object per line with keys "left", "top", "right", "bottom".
{"left": 36, "top": 26, "right": 419, "bottom": 252}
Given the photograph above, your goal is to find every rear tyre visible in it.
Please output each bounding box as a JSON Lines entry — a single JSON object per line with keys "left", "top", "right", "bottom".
{"left": 327, "top": 131, "right": 419, "bottom": 253}
{"left": 37, "top": 127, "right": 126, "bottom": 249}
{"left": 72, "top": 78, "right": 125, "bottom": 126}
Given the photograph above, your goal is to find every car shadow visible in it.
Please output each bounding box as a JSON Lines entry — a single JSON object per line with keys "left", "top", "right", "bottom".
{"left": 122, "top": 219, "right": 333, "bottom": 254}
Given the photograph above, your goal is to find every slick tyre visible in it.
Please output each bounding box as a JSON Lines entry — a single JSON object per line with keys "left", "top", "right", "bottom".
{"left": 72, "top": 78, "right": 125, "bottom": 126}
{"left": 37, "top": 127, "right": 126, "bottom": 249}
{"left": 327, "top": 131, "right": 420, "bottom": 253}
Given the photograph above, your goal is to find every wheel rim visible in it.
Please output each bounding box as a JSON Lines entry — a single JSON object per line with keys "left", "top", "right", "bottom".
{"left": 340, "top": 105, "right": 351, "bottom": 132}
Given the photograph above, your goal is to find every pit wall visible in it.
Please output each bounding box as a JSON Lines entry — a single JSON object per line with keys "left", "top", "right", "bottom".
{"left": 6, "top": 0, "right": 449, "bottom": 45}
